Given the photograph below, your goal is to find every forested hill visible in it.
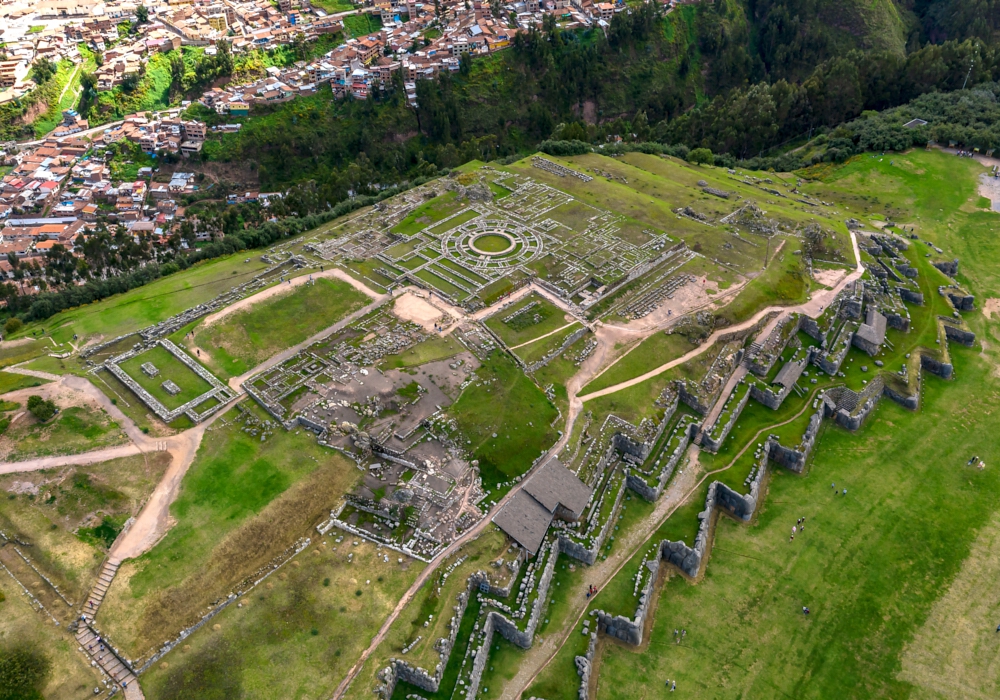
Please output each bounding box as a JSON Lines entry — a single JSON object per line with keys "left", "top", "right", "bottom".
{"left": 197, "top": 0, "right": 1000, "bottom": 202}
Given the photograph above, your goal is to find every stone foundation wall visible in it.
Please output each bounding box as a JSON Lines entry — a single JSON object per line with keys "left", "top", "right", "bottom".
{"left": 701, "top": 386, "right": 751, "bottom": 453}
{"left": 920, "top": 352, "right": 953, "bottom": 379}
{"left": 943, "top": 323, "right": 976, "bottom": 347}
{"left": 885, "top": 313, "right": 910, "bottom": 332}
{"left": 898, "top": 288, "right": 924, "bottom": 305}
{"left": 766, "top": 403, "right": 824, "bottom": 473}
{"left": 526, "top": 326, "right": 590, "bottom": 373}
{"left": 575, "top": 632, "right": 598, "bottom": 700}
{"left": 933, "top": 259, "right": 959, "bottom": 277}
{"left": 948, "top": 293, "right": 975, "bottom": 311}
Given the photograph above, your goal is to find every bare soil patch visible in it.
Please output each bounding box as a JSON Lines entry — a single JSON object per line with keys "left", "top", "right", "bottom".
{"left": 393, "top": 291, "right": 445, "bottom": 331}
{"left": 812, "top": 267, "right": 848, "bottom": 288}
{"left": 983, "top": 298, "right": 1000, "bottom": 319}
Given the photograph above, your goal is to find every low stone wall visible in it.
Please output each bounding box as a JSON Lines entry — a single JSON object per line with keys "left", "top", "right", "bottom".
{"left": 575, "top": 632, "right": 598, "bottom": 700}
{"left": 701, "top": 385, "right": 751, "bottom": 453}
{"left": 526, "top": 326, "right": 590, "bottom": 373}
{"left": 898, "top": 288, "right": 924, "bottom": 305}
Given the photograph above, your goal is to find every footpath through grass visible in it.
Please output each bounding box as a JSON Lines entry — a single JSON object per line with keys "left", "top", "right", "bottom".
{"left": 190, "top": 276, "right": 370, "bottom": 378}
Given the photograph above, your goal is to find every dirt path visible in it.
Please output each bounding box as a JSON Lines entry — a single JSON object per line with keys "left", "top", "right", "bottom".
{"left": 577, "top": 230, "right": 862, "bottom": 403}
{"left": 199, "top": 268, "right": 382, "bottom": 329}
{"left": 509, "top": 321, "right": 581, "bottom": 350}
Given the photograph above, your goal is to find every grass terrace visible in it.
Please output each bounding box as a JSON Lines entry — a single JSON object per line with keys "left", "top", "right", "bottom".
{"left": 118, "top": 344, "right": 214, "bottom": 410}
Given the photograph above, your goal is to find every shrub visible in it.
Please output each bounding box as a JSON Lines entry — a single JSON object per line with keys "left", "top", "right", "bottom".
{"left": 3, "top": 317, "right": 22, "bottom": 336}
{"left": 687, "top": 147, "right": 714, "bottom": 165}
{"left": 26, "top": 395, "right": 57, "bottom": 422}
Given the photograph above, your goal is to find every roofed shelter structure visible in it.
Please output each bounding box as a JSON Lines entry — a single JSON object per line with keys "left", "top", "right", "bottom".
{"left": 492, "top": 459, "right": 592, "bottom": 555}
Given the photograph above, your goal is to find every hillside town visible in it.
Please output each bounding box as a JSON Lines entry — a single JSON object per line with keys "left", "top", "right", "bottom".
{"left": 1, "top": 0, "right": 636, "bottom": 106}
{"left": 0, "top": 0, "right": 648, "bottom": 297}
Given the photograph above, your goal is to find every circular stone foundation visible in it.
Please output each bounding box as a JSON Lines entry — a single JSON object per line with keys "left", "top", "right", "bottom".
{"left": 470, "top": 232, "right": 516, "bottom": 256}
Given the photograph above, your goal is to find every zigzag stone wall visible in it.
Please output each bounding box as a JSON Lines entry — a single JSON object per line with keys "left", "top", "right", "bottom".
{"left": 766, "top": 401, "right": 825, "bottom": 473}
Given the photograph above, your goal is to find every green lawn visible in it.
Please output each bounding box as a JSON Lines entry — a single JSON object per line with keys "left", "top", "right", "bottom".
{"left": 390, "top": 191, "right": 465, "bottom": 236}
{"left": 97, "top": 404, "right": 360, "bottom": 659}
{"left": 0, "top": 369, "right": 49, "bottom": 394}
{"left": 343, "top": 12, "right": 382, "bottom": 37}
{"left": 581, "top": 330, "right": 694, "bottom": 394}
{"left": 19, "top": 254, "right": 271, "bottom": 346}
{"left": 450, "top": 351, "right": 558, "bottom": 495}
{"left": 190, "top": 276, "right": 370, "bottom": 378}
{"left": 118, "top": 344, "right": 214, "bottom": 410}
{"left": 380, "top": 335, "right": 463, "bottom": 370}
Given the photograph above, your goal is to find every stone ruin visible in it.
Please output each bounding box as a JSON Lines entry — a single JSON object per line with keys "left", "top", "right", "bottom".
{"left": 720, "top": 200, "right": 778, "bottom": 235}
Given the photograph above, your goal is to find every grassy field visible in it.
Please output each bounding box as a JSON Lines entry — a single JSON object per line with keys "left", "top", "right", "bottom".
{"left": 581, "top": 331, "right": 694, "bottom": 394}
{"left": 119, "top": 344, "right": 214, "bottom": 410}
{"left": 0, "top": 405, "right": 127, "bottom": 462}
{"left": 0, "top": 453, "right": 172, "bottom": 600}
{"left": 98, "top": 403, "right": 360, "bottom": 658}
{"left": 0, "top": 369, "right": 49, "bottom": 393}
{"left": 595, "top": 339, "right": 996, "bottom": 699}
{"left": 450, "top": 351, "right": 558, "bottom": 494}
{"left": 380, "top": 335, "right": 463, "bottom": 370}
{"left": 0, "top": 574, "right": 103, "bottom": 699}
{"left": 189, "top": 277, "right": 369, "bottom": 378}
{"left": 141, "top": 536, "right": 423, "bottom": 699}
{"left": 18, "top": 254, "right": 271, "bottom": 346}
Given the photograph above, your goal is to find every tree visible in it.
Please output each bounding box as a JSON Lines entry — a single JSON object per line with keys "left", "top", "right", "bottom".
{"left": 687, "top": 147, "right": 714, "bottom": 164}
{"left": 26, "top": 395, "right": 57, "bottom": 422}
{"left": 3, "top": 317, "right": 21, "bottom": 336}
{"left": 0, "top": 642, "right": 50, "bottom": 700}
{"left": 121, "top": 72, "right": 142, "bottom": 92}
{"left": 30, "top": 58, "right": 57, "bottom": 85}
{"left": 135, "top": 4, "right": 149, "bottom": 23}
{"left": 292, "top": 32, "right": 308, "bottom": 61}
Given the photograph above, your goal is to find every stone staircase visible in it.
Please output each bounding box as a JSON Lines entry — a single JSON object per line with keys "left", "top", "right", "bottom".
{"left": 75, "top": 624, "right": 140, "bottom": 697}
{"left": 73, "top": 557, "right": 144, "bottom": 698}
{"left": 82, "top": 558, "right": 119, "bottom": 622}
